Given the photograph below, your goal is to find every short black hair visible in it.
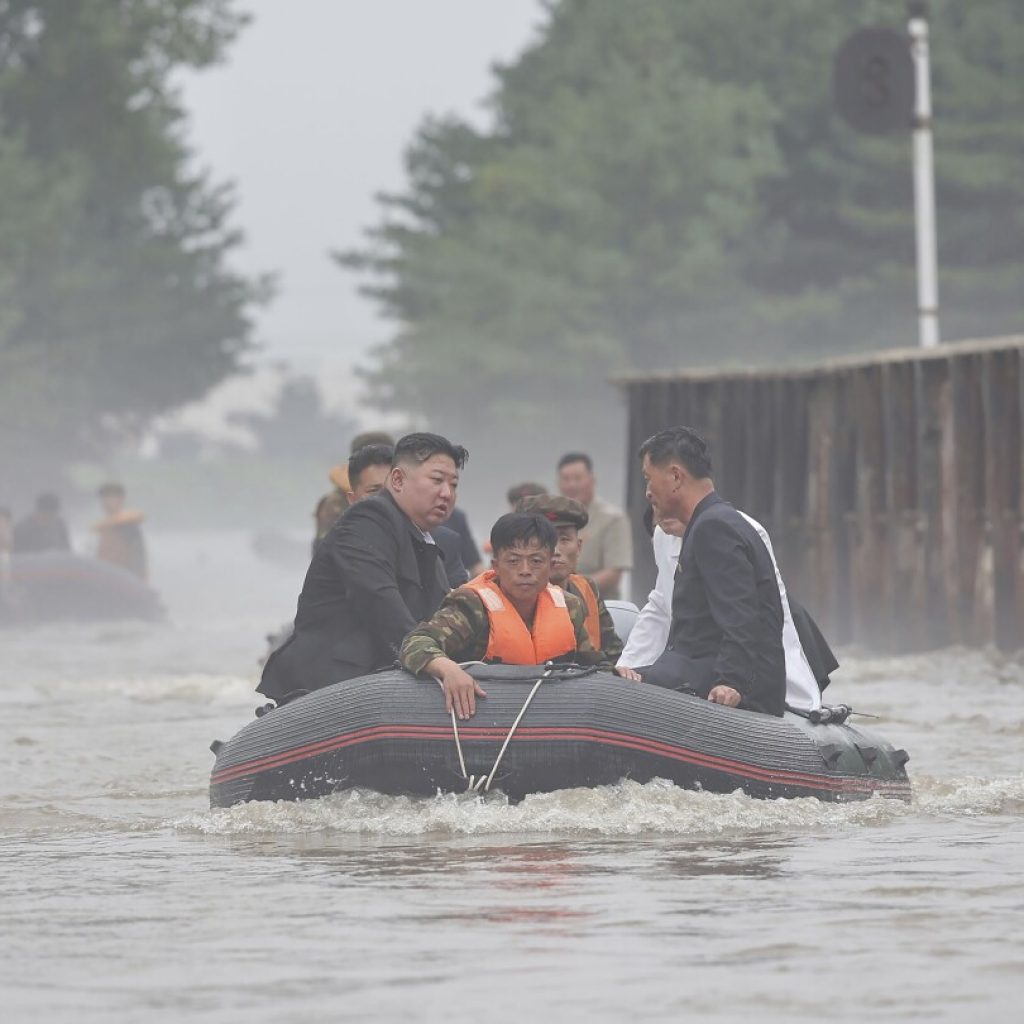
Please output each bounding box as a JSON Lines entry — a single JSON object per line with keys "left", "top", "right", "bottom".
{"left": 348, "top": 443, "right": 394, "bottom": 488}
{"left": 557, "top": 451, "right": 592, "bottom": 473}
{"left": 639, "top": 426, "right": 713, "bottom": 479}
{"left": 97, "top": 481, "right": 125, "bottom": 498}
{"left": 490, "top": 512, "right": 557, "bottom": 556}
{"left": 36, "top": 493, "right": 61, "bottom": 513}
{"left": 393, "top": 432, "right": 468, "bottom": 470}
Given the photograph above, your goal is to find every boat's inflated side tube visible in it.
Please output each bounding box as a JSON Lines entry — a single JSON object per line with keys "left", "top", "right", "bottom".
{"left": 8, "top": 552, "right": 163, "bottom": 622}
{"left": 209, "top": 665, "right": 911, "bottom": 808}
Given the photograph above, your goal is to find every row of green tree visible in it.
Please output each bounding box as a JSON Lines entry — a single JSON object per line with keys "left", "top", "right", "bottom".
{"left": 0, "top": 0, "right": 267, "bottom": 494}
{"left": 343, "top": 0, "right": 1023, "bottom": 454}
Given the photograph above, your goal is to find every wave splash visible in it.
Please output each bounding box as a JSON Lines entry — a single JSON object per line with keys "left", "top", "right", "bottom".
{"left": 176, "top": 773, "right": 1024, "bottom": 838}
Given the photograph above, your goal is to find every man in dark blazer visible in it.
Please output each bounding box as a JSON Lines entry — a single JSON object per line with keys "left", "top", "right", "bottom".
{"left": 258, "top": 432, "right": 468, "bottom": 703}
{"left": 639, "top": 426, "right": 786, "bottom": 716}
{"left": 343, "top": 441, "right": 467, "bottom": 588}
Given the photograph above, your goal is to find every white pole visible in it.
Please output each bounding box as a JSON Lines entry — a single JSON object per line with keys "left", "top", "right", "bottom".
{"left": 909, "top": 9, "right": 939, "bottom": 347}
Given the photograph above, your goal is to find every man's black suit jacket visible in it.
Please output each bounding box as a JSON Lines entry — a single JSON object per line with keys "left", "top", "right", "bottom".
{"left": 645, "top": 492, "right": 786, "bottom": 716}
{"left": 258, "top": 489, "right": 448, "bottom": 700}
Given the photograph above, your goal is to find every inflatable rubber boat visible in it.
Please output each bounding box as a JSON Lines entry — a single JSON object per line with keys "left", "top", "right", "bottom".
{"left": 7, "top": 552, "right": 163, "bottom": 622}
{"left": 209, "top": 663, "right": 911, "bottom": 808}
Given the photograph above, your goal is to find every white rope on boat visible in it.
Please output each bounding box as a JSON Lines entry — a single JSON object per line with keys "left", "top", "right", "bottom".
{"left": 480, "top": 666, "right": 552, "bottom": 792}
{"left": 435, "top": 665, "right": 483, "bottom": 787}
{"left": 448, "top": 706, "right": 469, "bottom": 781}
{"left": 436, "top": 663, "right": 553, "bottom": 793}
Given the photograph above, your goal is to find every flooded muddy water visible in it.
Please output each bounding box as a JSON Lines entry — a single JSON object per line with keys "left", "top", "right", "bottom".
{"left": 2, "top": 532, "right": 1021, "bottom": 1022}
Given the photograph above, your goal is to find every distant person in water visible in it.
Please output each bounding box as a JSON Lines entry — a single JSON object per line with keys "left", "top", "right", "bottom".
{"left": 12, "top": 493, "right": 71, "bottom": 555}
{"left": 259, "top": 432, "right": 468, "bottom": 704}
{"left": 93, "top": 482, "right": 147, "bottom": 580}
{"left": 346, "top": 442, "right": 468, "bottom": 588}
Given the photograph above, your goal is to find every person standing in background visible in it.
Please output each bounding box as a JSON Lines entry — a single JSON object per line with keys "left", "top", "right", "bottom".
{"left": 93, "top": 482, "right": 147, "bottom": 580}
{"left": 556, "top": 452, "right": 632, "bottom": 599}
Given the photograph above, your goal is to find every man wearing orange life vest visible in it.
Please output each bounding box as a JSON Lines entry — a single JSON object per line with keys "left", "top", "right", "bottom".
{"left": 515, "top": 494, "right": 624, "bottom": 664}
{"left": 400, "top": 512, "right": 612, "bottom": 719}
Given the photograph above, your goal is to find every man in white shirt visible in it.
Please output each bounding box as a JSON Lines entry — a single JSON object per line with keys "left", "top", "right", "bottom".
{"left": 618, "top": 510, "right": 822, "bottom": 712}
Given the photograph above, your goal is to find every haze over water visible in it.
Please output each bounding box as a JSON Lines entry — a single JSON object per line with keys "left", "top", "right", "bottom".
{"left": 1, "top": 532, "right": 1022, "bottom": 1022}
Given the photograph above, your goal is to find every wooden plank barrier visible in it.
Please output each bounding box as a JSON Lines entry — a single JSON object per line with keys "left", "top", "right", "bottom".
{"left": 615, "top": 336, "right": 1024, "bottom": 653}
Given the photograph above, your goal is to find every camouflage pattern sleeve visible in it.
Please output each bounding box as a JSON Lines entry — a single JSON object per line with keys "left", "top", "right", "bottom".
{"left": 564, "top": 590, "right": 613, "bottom": 670}
{"left": 586, "top": 574, "right": 624, "bottom": 662}
{"left": 399, "top": 588, "right": 491, "bottom": 676}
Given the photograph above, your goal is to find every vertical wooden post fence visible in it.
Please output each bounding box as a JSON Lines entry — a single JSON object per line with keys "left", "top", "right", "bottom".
{"left": 616, "top": 336, "right": 1024, "bottom": 654}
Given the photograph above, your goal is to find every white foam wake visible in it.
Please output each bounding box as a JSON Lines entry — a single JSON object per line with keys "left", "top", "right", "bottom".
{"left": 176, "top": 773, "right": 1024, "bottom": 838}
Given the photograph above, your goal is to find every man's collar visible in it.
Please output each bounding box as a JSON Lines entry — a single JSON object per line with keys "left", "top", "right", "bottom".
{"left": 379, "top": 489, "right": 430, "bottom": 541}
{"left": 681, "top": 490, "right": 721, "bottom": 547}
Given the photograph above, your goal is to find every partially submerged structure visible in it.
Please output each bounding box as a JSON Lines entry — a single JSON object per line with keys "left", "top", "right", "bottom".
{"left": 616, "top": 335, "right": 1024, "bottom": 653}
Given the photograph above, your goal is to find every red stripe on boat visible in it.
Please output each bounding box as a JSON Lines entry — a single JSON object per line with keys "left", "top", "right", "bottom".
{"left": 210, "top": 724, "right": 909, "bottom": 797}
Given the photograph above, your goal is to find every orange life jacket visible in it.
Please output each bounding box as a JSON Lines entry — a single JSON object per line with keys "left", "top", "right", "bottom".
{"left": 463, "top": 570, "right": 577, "bottom": 665}
{"left": 568, "top": 573, "right": 601, "bottom": 650}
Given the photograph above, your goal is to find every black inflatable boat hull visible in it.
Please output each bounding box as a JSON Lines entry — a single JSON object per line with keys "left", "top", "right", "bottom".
{"left": 8, "top": 552, "right": 163, "bottom": 622}
{"left": 210, "top": 667, "right": 911, "bottom": 807}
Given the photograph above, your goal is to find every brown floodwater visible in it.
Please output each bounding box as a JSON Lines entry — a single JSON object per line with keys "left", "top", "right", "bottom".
{"left": 1, "top": 531, "right": 1021, "bottom": 1022}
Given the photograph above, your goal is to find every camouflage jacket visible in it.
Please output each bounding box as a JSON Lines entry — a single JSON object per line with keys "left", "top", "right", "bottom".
{"left": 565, "top": 574, "right": 624, "bottom": 664}
{"left": 400, "top": 585, "right": 611, "bottom": 675}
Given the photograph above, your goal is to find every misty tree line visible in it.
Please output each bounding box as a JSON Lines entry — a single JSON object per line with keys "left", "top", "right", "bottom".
{"left": 0, "top": 0, "right": 268, "bottom": 491}
{"left": 344, "top": 0, "right": 1023, "bottom": 451}
{"left": 1, "top": 0, "right": 1021, "bottom": 494}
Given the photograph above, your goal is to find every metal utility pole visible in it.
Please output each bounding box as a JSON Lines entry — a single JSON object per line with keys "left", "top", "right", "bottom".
{"left": 908, "top": 2, "right": 939, "bottom": 347}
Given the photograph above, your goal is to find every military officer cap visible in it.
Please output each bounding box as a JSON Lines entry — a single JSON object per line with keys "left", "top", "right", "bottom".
{"left": 516, "top": 493, "right": 589, "bottom": 530}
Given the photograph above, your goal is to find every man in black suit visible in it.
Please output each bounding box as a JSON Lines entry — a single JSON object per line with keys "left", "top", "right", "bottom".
{"left": 258, "top": 432, "right": 468, "bottom": 702}
{"left": 639, "top": 426, "right": 786, "bottom": 716}
{"left": 344, "top": 442, "right": 468, "bottom": 588}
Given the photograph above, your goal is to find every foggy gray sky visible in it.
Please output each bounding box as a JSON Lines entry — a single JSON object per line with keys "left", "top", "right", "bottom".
{"left": 179, "top": 0, "right": 544, "bottom": 376}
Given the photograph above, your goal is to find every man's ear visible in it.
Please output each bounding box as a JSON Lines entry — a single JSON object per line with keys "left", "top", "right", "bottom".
{"left": 345, "top": 490, "right": 356, "bottom": 505}
{"left": 490, "top": 557, "right": 498, "bottom": 572}
{"left": 389, "top": 466, "right": 404, "bottom": 491}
